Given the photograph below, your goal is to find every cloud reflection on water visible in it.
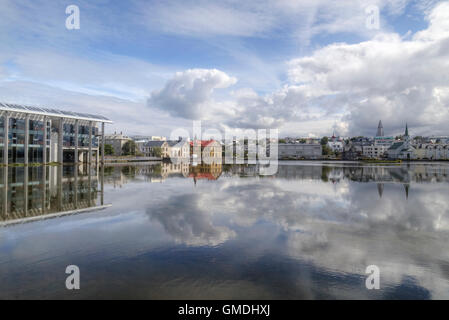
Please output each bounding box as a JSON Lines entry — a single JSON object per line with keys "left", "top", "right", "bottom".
{"left": 1, "top": 162, "right": 449, "bottom": 299}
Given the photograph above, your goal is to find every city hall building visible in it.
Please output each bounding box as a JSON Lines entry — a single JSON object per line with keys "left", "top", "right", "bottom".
{"left": 0, "top": 103, "right": 112, "bottom": 165}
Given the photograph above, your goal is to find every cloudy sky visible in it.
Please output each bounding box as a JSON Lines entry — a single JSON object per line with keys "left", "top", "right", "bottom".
{"left": 1, "top": 0, "right": 448, "bottom": 138}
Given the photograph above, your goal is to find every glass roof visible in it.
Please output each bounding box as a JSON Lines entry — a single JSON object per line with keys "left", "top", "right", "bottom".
{"left": 0, "top": 102, "right": 111, "bottom": 122}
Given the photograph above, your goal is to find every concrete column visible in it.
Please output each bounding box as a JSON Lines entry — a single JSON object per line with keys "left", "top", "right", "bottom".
{"left": 100, "top": 164, "right": 104, "bottom": 206}
{"left": 101, "top": 122, "right": 105, "bottom": 164}
{"left": 24, "top": 166, "right": 28, "bottom": 216}
{"left": 58, "top": 119, "right": 64, "bottom": 164}
{"left": 88, "top": 164, "right": 92, "bottom": 206}
{"left": 3, "top": 113, "right": 9, "bottom": 165}
{"left": 74, "top": 120, "right": 79, "bottom": 164}
{"left": 75, "top": 166, "right": 78, "bottom": 209}
{"left": 2, "top": 166, "right": 7, "bottom": 216}
{"left": 88, "top": 121, "right": 92, "bottom": 164}
{"left": 57, "top": 165, "right": 62, "bottom": 211}
{"left": 24, "top": 114, "right": 29, "bottom": 165}
{"left": 42, "top": 116, "right": 47, "bottom": 165}
{"left": 41, "top": 165, "right": 46, "bottom": 214}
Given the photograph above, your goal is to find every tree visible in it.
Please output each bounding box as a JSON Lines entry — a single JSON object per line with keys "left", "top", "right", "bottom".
{"left": 104, "top": 144, "right": 114, "bottom": 156}
{"left": 320, "top": 136, "right": 329, "bottom": 145}
{"left": 279, "top": 139, "right": 286, "bottom": 144}
{"left": 122, "top": 140, "right": 137, "bottom": 156}
{"left": 322, "top": 144, "right": 333, "bottom": 156}
{"left": 152, "top": 146, "right": 162, "bottom": 158}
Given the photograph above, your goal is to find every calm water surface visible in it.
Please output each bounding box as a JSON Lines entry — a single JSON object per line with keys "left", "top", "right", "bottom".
{"left": 1, "top": 161, "right": 449, "bottom": 299}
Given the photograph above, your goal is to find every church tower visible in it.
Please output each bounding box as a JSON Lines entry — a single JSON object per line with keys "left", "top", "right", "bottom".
{"left": 376, "top": 120, "right": 384, "bottom": 137}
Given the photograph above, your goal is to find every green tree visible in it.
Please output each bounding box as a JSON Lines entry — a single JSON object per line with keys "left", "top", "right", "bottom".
{"left": 152, "top": 146, "right": 162, "bottom": 157}
{"left": 104, "top": 144, "right": 114, "bottom": 156}
{"left": 279, "top": 139, "right": 286, "bottom": 144}
{"left": 322, "top": 144, "right": 333, "bottom": 156}
{"left": 320, "top": 136, "right": 329, "bottom": 145}
{"left": 122, "top": 140, "right": 137, "bottom": 156}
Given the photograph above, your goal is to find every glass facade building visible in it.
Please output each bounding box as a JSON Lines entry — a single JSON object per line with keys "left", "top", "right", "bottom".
{"left": 63, "top": 123, "right": 98, "bottom": 148}
{"left": 1, "top": 103, "right": 111, "bottom": 165}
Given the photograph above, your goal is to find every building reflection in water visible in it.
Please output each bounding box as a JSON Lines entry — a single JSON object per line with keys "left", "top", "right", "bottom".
{"left": 0, "top": 164, "right": 106, "bottom": 225}
{"left": 103, "top": 162, "right": 223, "bottom": 186}
{"left": 4, "top": 162, "right": 447, "bottom": 224}
{"left": 101, "top": 162, "right": 449, "bottom": 200}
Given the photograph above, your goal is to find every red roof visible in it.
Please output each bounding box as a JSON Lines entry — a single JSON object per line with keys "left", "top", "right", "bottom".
{"left": 189, "top": 172, "right": 217, "bottom": 180}
{"left": 189, "top": 140, "right": 217, "bottom": 147}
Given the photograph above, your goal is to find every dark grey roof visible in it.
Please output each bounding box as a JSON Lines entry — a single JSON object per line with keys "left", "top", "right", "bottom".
{"left": 166, "top": 140, "right": 188, "bottom": 147}
{"left": 389, "top": 142, "right": 404, "bottom": 150}
{"left": 0, "top": 102, "right": 112, "bottom": 123}
{"left": 145, "top": 141, "right": 166, "bottom": 147}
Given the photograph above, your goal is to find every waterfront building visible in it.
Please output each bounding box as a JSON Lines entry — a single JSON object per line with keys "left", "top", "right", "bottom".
{"left": 0, "top": 102, "right": 111, "bottom": 165}
{"left": 327, "top": 140, "right": 344, "bottom": 153}
{"left": 374, "top": 136, "right": 395, "bottom": 147}
{"left": 362, "top": 120, "right": 394, "bottom": 159}
{"left": 167, "top": 140, "right": 190, "bottom": 159}
{"left": 134, "top": 139, "right": 147, "bottom": 155}
{"left": 342, "top": 142, "right": 363, "bottom": 160}
{"left": 142, "top": 139, "right": 190, "bottom": 160}
{"left": 327, "top": 133, "right": 344, "bottom": 153}
{"left": 190, "top": 140, "right": 222, "bottom": 163}
{"left": 104, "top": 132, "right": 131, "bottom": 156}
{"left": 362, "top": 145, "right": 389, "bottom": 159}
{"left": 143, "top": 140, "right": 168, "bottom": 158}
{"left": 278, "top": 143, "right": 322, "bottom": 159}
{"left": 414, "top": 144, "right": 449, "bottom": 160}
{"left": 387, "top": 124, "right": 416, "bottom": 160}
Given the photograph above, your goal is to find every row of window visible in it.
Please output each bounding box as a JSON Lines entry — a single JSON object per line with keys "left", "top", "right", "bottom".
{"left": 63, "top": 123, "right": 98, "bottom": 135}
{"left": 0, "top": 119, "right": 51, "bottom": 147}
{"left": 0, "top": 146, "right": 49, "bottom": 164}
{"left": 63, "top": 135, "right": 98, "bottom": 147}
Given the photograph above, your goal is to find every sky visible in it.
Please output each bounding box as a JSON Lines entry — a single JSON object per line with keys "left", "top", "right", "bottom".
{"left": 0, "top": 0, "right": 448, "bottom": 138}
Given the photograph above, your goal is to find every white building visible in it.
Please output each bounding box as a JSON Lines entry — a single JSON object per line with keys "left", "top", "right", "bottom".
{"left": 167, "top": 140, "right": 190, "bottom": 159}
{"left": 363, "top": 120, "right": 395, "bottom": 158}
{"left": 327, "top": 140, "right": 344, "bottom": 153}
{"left": 362, "top": 145, "right": 389, "bottom": 159}
{"left": 414, "top": 144, "right": 449, "bottom": 160}
{"left": 387, "top": 124, "right": 416, "bottom": 160}
{"left": 278, "top": 144, "right": 322, "bottom": 159}
{"left": 104, "top": 132, "right": 131, "bottom": 156}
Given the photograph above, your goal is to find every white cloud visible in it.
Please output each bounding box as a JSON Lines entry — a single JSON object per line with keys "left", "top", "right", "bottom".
{"left": 286, "top": 1, "right": 449, "bottom": 136}
{"left": 145, "top": 2, "right": 449, "bottom": 137}
{"left": 2, "top": 0, "right": 449, "bottom": 138}
{"left": 147, "top": 68, "right": 237, "bottom": 120}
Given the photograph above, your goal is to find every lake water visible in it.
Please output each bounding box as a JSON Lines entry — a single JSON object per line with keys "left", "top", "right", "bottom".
{"left": 1, "top": 161, "right": 449, "bottom": 299}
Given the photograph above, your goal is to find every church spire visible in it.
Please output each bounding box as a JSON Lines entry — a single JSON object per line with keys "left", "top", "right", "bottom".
{"left": 405, "top": 123, "right": 409, "bottom": 137}
{"left": 376, "top": 120, "right": 384, "bottom": 137}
